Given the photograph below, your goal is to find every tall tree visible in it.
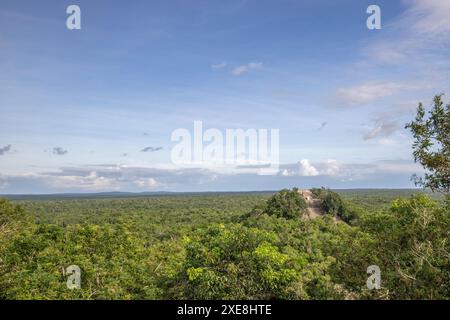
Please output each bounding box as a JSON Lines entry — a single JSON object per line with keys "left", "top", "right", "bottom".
{"left": 405, "top": 95, "right": 449, "bottom": 195}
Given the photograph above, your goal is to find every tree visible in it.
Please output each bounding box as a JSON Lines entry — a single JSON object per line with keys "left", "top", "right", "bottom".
{"left": 179, "top": 223, "right": 299, "bottom": 299}
{"left": 311, "top": 188, "right": 356, "bottom": 223}
{"left": 405, "top": 94, "right": 450, "bottom": 195}
{"left": 265, "top": 188, "right": 308, "bottom": 219}
{"left": 367, "top": 195, "right": 450, "bottom": 299}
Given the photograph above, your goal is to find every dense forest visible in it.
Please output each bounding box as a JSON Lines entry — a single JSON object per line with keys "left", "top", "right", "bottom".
{"left": 0, "top": 189, "right": 448, "bottom": 300}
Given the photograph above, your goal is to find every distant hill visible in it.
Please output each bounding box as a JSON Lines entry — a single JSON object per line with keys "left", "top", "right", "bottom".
{"left": 0, "top": 188, "right": 434, "bottom": 201}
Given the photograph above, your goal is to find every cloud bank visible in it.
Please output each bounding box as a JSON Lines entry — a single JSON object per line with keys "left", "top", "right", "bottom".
{"left": 0, "top": 159, "right": 423, "bottom": 194}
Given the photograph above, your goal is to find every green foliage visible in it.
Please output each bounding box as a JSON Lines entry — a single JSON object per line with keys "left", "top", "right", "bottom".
{"left": 1, "top": 222, "right": 162, "bottom": 299}
{"left": 311, "top": 188, "right": 356, "bottom": 223}
{"left": 405, "top": 94, "right": 450, "bottom": 194}
{"left": 244, "top": 188, "right": 307, "bottom": 220}
{"left": 180, "top": 223, "right": 295, "bottom": 299}
{"left": 0, "top": 189, "right": 448, "bottom": 300}
{"left": 178, "top": 223, "right": 341, "bottom": 300}
{"left": 374, "top": 195, "right": 449, "bottom": 299}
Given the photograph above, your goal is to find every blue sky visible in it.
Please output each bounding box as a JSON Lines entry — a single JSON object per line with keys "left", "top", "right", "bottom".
{"left": 0, "top": 0, "right": 449, "bottom": 193}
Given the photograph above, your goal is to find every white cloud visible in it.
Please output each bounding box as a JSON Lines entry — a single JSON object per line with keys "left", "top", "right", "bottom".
{"left": 231, "top": 62, "right": 263, "bottom": 76}
{"left": 364, "top": 0, "right": 450, "bottom": 64}
{"left": 317, "top": 159, "right": 341, "bottom": 176}
{"left": 47, "top": 171, "right": 119, "bottom": 191}
{"left": 0, "top": 168, "right": 163, "bottom": 192}
{"left": 281, "top": 159, "right": 331, "bottom": 177}
{"left": 364, "top": 119, "right": 400, "bottom": 140}
{"left": 35, "top": 165, "right": 210, "bottom": 192}
{"left": 0, "top": 159, "right": 425, "bottom": 193}
{"left": 336, "top": 82, "right": 417, "bottom": 106}
{"left": 282, "top": 159, "right": 345, "bottom": 178}
{"left": 375, "top": 160, "right": 422, "bottom": 173}
{"left": 368, "top": 47, "right": 407, "bottom": 64}
{"left": 407, "top": 0, "right": 450, "bottom": 35}
{"left": 134, "top": 178, "right": 159, "bottom": 188}
{"left": 279, "top": 158, "right": 422, "bottom": 182}
{"left": 298, "top": 159, "right": 319, "bottom": 176}
{"left": 211, "top": 62, "right": 227, "bottom": 70}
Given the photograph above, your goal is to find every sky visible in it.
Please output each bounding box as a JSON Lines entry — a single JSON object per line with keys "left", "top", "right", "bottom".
{"left": 0, "top": 0, "right": 449, "bottom": 193}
